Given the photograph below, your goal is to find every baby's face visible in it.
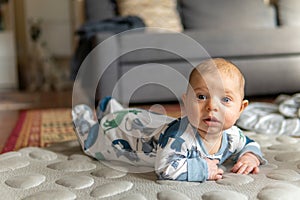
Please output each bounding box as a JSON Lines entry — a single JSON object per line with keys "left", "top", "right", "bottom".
{"left": 182, "top": 71, "right": 248, "bottom": 136}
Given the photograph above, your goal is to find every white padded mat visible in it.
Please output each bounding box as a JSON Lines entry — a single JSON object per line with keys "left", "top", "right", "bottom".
{"left": 1, "top": 132, "right": 300, "bottom": 200}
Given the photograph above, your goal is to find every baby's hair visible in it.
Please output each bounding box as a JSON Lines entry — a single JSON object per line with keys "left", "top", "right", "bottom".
{"left": 188, "top": 58, "right": 246, "bottom": 98}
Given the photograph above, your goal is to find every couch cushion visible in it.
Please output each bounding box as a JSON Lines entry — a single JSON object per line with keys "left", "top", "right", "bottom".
{"left": 116, "top": 0, "right": 183, "bottom": 32}
{"left": 85, "top": 0, "right": 116, "bottom": 22}
{"left": 278, "top": 0, "right": 300, "bottom": 26}
{"left": 99, "top": 27, "right": 300, "bottom": 63}
{"left": 180, "top": 0, "right": 276, "bottom": 29}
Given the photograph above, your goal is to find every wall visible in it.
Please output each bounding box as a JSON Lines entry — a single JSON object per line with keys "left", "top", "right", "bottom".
{"left": 0, "top": 0, "right": 18, "bottom": 90}
{"left": 14, "top": 0, "right": 74, "bottom": 90}
{"left": 24, "top": 0, "right": 73, "bottom": 57}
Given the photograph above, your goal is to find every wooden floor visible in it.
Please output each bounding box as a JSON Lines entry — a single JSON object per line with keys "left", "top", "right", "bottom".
{"left": 0, "top": 90, "right": 277, "bottom": 152}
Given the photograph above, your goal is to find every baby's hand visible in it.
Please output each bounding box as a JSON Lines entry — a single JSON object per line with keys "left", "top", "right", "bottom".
{"left": 231, "top": 152, "right": 260, "bottom": 174}
{"left": 205, "top": 158, "right": 223, "bottom": 180}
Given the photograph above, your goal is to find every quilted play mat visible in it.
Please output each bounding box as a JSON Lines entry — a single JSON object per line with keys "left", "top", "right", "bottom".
{"left": 1, "top": 132, "right": 300, "bottom": 200}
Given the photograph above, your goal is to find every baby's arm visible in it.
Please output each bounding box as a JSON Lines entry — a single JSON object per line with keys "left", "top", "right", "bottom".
{"left": 155, "top": 149, "right": 223, "bottom": 181}
{"left": 231, "top": 152, "right": 260, "bottom": 174}
{"left": 155, "top": 134, "right": 223, "bottom": 182}
{"left": 205, "top": 158, "right": 224, "bottom": 180}
{"left": 229, "top": 129, "right": 266, "bottom": 174}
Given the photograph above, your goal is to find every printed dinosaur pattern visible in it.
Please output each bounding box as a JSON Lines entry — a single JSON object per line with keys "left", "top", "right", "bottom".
{"left": 102, "top": 109, "right": 141, "bottom": 133}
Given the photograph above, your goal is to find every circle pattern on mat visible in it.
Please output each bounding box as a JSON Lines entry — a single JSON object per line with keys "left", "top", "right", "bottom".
{"left": 29, "top": 149, "right": 58, "bottom": 161}
{"left": 91, "top": 167, "right": 127, "bottom": 179}
{"left": 267, "top": 144, "right": 300, "bottom": 151}
{"left": 90, "top": 181, "right": 133, "bottom": 198}
{"left": 274, "top": 152, "right": 300, "bottom": 162}
{"left": 259, "top": 163, "right": 278, "bottom": 174}
{"left": 0, "top": 157, "right": 30, "bottom": 172}
{"left": 55, "top": 175, "right": 94, "bottom": 189}
{"left": 5, "top": 174, "right": 46, "bottom": 189}
{"left": 68, "top": 154, "right": 93, "bottom": 161}
{"left": 157, "top": 190, "right": 191, "bottom": 200}
{"left": 257, "top": 183, "right": 300, "bottom": 200}
{"left": 0, "top": 151, "right": 21, "bottom": 160}
{"left": 120, "top": 193, "right": 147, "bottom": 200}
{"left": 202, "top": 190, "right": 248, "bottom": 200}
{"left": 47, "top": 160, "right": 96, "bottom": 172}
{"left": 156, "top": 180, "right": 200, "bottom": 186}
{"left": 216, "top": 174, "right": 254, "bottom": 185}
{"left": 276, "top": 135, "right": 298, "bottom": 144}
{"left": 266, "top": 169, "right": 300, "bottom": 181}
{"left": 23, "top": 190, "right": 76, "bottom": 200}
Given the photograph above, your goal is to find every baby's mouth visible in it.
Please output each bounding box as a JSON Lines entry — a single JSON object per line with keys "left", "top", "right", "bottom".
{"left": 203, "top": 116, "right": 221, "bottom": 126}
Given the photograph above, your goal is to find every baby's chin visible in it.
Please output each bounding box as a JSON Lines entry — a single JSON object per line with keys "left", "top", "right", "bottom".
{"left": 197, "top": 126, "right": 224, "bottom": 136}
{"left": 188, "top": 119, "right": 224, "bottom": 135}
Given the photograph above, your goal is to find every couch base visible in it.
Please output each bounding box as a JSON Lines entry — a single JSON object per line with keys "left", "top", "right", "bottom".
{"left": 109, "top": 55, "right": 300, "bottom": 104}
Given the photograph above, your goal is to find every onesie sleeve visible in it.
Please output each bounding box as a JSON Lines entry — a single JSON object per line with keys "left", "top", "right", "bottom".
{"left": 155, "top": 119, "right": 209, "bottom": 182}
{"left": 231, "top": 127, "right": 267, "bottom": 165}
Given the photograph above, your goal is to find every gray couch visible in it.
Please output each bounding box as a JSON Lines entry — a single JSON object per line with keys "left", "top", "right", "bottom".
{"left": 76, "top": 0, "right": 300, "bottom": 104}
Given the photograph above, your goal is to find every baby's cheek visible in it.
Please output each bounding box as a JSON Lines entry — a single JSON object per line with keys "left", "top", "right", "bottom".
{"left": 224, "top": 110, "right": 240, "bottom": 126}
{"left": 187, "top": 114, "right": 200, "bottom": 128}
{"left": 186, "top": 105, "right": 201, "bottom": 121}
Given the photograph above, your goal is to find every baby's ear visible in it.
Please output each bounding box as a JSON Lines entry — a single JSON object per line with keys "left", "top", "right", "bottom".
{"left": 181, "top": 93, "right": 187, "bottom": 106}
{"left": 180, "top": 94, "right": 188, "bottom": 116}
{"left": 240, "top": 99, "right": 249, "bottom": 113}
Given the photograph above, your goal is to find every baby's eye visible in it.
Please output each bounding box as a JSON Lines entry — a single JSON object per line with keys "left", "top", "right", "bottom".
{"left": 222, "top": 97, "right": 232, "bottom": 103}
{"left": 197, "top": 95, "right": 207, "bottom": 100}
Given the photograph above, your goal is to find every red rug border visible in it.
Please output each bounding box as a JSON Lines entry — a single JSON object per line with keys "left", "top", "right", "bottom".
{"left": 1, "top": 110, "right": 27, "bottom": 153}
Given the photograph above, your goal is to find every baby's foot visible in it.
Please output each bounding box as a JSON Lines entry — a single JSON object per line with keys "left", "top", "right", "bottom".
{"left": 96, "top": 96, "right": 124, "bottom": 121}
{"left": 72, "top": 104, "right": 97, "bottom": 136}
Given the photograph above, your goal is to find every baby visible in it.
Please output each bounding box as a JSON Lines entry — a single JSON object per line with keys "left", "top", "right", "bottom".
{"left": 155, "top": 58, "right": 266, "bottom": 181}
{"left": 72, "top": 58, "right": 266, "bottom": 182}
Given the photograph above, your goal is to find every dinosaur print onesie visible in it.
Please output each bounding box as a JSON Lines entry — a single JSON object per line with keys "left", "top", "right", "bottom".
{"left": 72, "top": 97, "right": 266, "bottom": 182}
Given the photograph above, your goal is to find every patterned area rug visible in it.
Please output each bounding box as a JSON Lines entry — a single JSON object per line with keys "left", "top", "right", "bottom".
{"left": 1, "top": 108, "right": 76, "bottom": 153}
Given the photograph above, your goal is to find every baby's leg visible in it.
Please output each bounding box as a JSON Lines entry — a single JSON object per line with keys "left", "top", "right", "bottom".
{"left": 72, "top": 97, "right": 127, "bottom": 159}
{"left": 96, "top": 96, "right": 125, "bottom": 122}
{"left": 72, "top": 104, "right": 99, "bottom": 154}
{"left": 73, "top": 97, "right": 175, "bottom": 168}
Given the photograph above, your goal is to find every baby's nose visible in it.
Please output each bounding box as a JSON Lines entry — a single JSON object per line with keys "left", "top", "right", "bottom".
{"left": 206, "top": 99, "right": 218, "bottom": 111}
